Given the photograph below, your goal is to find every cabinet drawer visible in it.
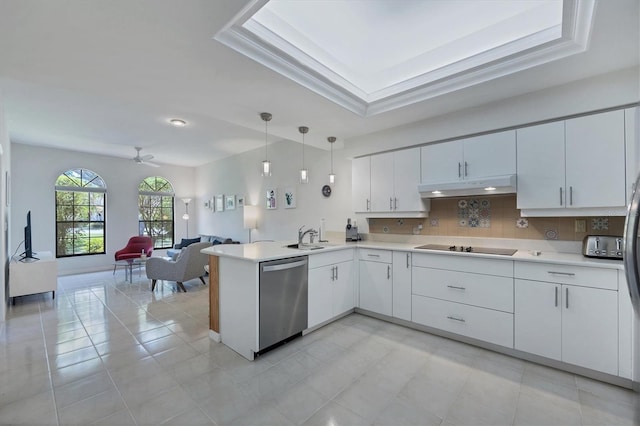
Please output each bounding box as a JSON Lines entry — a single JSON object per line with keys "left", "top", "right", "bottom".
{"left": 358, "top": 248, "right": 392, "bottom": 263}
{"left": 309, "top": 249, "right": 354, "bottom": 269}
{"left": 412, "top": 267, "right": 513, "bottom": 312}
{"left": 514, "top": 262, "right": 617, "bottom": 290}
{"left": 412, "top": 295, "right": 514, "bottom": 348}
{"left": 412, "top": 253, "right": 513, "bottom": 277}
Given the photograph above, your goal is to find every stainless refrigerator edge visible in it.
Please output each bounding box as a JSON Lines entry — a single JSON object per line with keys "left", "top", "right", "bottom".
{"left": 623, "top": 106, "right": 640, "bottom": 388}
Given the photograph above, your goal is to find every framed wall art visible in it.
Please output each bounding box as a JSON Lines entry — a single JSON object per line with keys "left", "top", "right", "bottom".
{"left": 284, "top": 187, "right": 296, "bottom": 209}
{"left": 225, "top": 195, "right": 236, "bottom": 210}
{"left": 215, "top": 195, "right": 224, "bottom": 212}
{"left": 266, "top": 188, "right": 277, "bottom": 209}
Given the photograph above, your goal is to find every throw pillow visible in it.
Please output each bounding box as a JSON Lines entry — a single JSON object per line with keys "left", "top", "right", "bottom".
{"left": 179, "top": 237, "right": 201, "bottom": 248}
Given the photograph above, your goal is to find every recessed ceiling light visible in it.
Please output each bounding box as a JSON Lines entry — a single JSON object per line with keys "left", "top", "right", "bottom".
{"left": 169, "top": 119, "right": 187, "bottom": 127}
{"left": 432, "top": 190, "right": 442, "bottom": 194}
{"left": 484, "top": 186, "right": 497, "bottom": 191}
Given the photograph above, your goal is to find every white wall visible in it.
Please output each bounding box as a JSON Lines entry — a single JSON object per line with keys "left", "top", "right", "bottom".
{"left": 345, "top": 67, "right": 640, "bottom": 158}
{"left": 196, "top": 139, "right": 353, "bottom": 243}
{"left": 11, "top": 144, "right": 196, "bottom": 275}
{"left": 0, "top": 95, "right": 10, "bottom": 321}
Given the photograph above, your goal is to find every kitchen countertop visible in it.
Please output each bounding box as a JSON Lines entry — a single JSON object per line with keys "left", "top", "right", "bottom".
{"left": 202, "top": 240, "right": 624, "bottom": 270}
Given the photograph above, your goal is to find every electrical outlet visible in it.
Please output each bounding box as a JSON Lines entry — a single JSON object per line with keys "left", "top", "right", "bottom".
{"left": 575, "top": 219, "right": 586, "bottom": 233}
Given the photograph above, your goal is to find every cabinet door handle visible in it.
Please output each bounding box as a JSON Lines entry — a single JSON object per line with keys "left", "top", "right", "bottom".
{"left": 547, "top": 271, "right": 575, "bottom": 277}
{"left": 569, "top": 186, "right": 573, "bottom": 206}
{"left": 367, "top": 254, "right": 380, "bottom": 258}
{"left": 406, "top": 253, "right": 410, "bottom": 268}
{"left": 458, "top": 162, "right": 461, "bottom": 178}
{"left": 447, "top": 316, "right": 466, "bottom": 323}
{"left": 387, "top": 265, "right": 391, "bottom": 279}
{"left": 367, "top": 199, "right": 370, "bottom": 211}
{"left": 555, "top": 286, "right": 558, "bottom": 307}
{"left": 335, "top": 265, "right": 338, "bottom": 280}
{"left": 394, "top": 198, "right": 398, "bottom": 210}
{"left": 390, "top": 197, "right": 393, "bottom": 210}
{"left": 566, "top": 287, "right": 569, "bottom": 309}
{"left": 559, "top": 187, "right": 563, "bottom": 206}
{"left": 464, "top": 161, "right": 468, "bottom": 177}
{"left": 447, "top": 285, "right": 466, "bottom": 291}
{"left": 331, "top": 266, "right": 335, "bottom": 281}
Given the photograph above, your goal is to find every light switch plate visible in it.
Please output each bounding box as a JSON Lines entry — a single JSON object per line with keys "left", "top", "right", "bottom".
{"left": 575, "top": 219, "right": 586, "bottom": 233}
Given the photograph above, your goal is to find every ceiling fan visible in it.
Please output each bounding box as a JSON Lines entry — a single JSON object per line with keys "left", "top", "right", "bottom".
{"left": 132, "top": 147, "right": 159, "bottom": 167}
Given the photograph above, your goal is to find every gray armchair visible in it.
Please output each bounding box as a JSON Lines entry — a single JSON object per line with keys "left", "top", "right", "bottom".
{"left": 146, "top": 241, "right": 212, "bottom": 292}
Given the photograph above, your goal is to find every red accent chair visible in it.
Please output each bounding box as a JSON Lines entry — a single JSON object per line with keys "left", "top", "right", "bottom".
{"left": 114, "top": 236, "right": 154, "bottom": 273}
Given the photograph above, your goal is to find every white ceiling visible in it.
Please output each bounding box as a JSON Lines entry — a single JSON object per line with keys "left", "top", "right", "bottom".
{"left": 0, "top": 0, "right": 637, "bottom": 167}
{"left": 230, "top": 0, "right": 571, "bottom": 114}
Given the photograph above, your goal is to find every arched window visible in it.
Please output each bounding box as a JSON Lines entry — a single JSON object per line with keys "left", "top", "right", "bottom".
{"left": 55, "top": 168, "right": 106, "bottom": 257}
{"left": 138, "top": 176, "right": 174, "bottom": 249}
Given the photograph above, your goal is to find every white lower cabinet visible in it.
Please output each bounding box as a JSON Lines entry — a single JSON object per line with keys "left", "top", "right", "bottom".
{"left": 562, "top": 284, "right": 618, "bottom": 375}
{"left": 359, "top": 249, "right": 392, "bottom": 316}
{"left": 411, "top": 253, "right": 514, "bottom": 348}
{"left": 514, "top": 262, "right": 619, "bottom": 376}
{"left": 392, "top": 251, "right": 412, "bottom": 321}
{"left": 308, "top": 251, "right": 354, "bottom": 329}
{"left": 412, "top": 295, "right": 514, "bottom": 347}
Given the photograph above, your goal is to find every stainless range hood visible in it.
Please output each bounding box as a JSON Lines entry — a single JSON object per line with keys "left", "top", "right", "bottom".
{"left": 417, "top": 174, "right": 517, "bottom": 198}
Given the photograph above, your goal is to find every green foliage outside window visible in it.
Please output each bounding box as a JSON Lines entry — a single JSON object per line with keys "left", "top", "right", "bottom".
{"left": 55, "top": 169, "right": 106, "bottom": 257}
{"left": 139, "top": 176, "right": 174, "bottom": 249}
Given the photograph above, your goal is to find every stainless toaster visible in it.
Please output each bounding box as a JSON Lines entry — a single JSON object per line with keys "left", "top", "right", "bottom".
{"left": 582, "top": 235, "right": 623, "bottom": 259}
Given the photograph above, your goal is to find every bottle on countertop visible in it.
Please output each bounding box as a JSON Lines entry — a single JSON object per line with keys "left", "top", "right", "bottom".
{"left": 319, "top": 218, "right": 327, "bottom": 242}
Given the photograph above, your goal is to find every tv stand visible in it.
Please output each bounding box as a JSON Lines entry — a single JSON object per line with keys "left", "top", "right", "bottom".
{"left": 10, "top": 251, "right": 57, "bottom": 304}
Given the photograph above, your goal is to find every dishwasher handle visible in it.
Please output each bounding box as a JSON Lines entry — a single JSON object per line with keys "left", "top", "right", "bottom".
{"left": 262, "top": 259, "right": 307, "bottom": 272}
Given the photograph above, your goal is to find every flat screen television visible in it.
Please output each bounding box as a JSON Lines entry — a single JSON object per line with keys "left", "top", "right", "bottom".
{"left": 20, "top": 211, "right": 38, "bottom": 262}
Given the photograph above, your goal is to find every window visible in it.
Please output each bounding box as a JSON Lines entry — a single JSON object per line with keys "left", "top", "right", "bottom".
{"left": 55, "top": 169, "right": 106, "bottom": 257}
{"left": 138, "top": 176, "right": 174, "bottom": 249}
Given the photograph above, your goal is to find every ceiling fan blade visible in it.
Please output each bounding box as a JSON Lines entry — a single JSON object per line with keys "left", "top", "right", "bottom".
{"left": 140, "top": 154, "right": 154, "bottom": 161}
{"left": 144, "top": 161, "right": 160, "bottom": 168}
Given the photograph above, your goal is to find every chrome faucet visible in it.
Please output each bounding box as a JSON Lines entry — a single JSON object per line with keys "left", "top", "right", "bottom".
{"left": 298, "top": 225, "right": 318, "bottom": 245}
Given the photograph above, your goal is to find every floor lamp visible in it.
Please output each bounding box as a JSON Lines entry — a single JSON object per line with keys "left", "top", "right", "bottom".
{"left": 182, "top": 198, "right": 191, "bottom": 238}
{"left": 243, "top": 205, "right": 258, "bottom": 243}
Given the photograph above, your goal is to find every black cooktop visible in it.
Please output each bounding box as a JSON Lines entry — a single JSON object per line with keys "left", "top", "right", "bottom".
{"left": 415, "top": 244, "right": 517, "bottom": 256}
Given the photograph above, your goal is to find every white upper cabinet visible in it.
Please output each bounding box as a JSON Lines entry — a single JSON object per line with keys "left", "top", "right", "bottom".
{"left": 352, "top": 156, "right": 371, "bottom": 213}
{"left": 565, "top": 110, "right": 626, "bottom": 208}
{"left": 358, "top": 147, "right": 427, "bottom": 214}
{"left": 370, "top": 152, "right": 395, "bottom": 212}
{"left": 421, "top": 140, "right": 463, "bottom": 183}
{"left": 517, "top": 109, "right": 627, "bottom": 213}
{"left": 625, "top": 107, "right": 639, "bottom": 200}
{"left": 393, "top": 148, "right": 424, "bottom": 212}
{"left": 421, "top": 131, "right": 516, "bottom": 184}
{"left": 517, "top": 121, "right": 566, "bottom": 209}
{"left": 462, "top": 131, "right": 516, "bottom": 179}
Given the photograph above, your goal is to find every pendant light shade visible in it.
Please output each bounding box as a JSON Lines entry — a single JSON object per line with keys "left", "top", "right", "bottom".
{"left": 260, "top": 112, "right": 272, "bottom": 176}
{"left": 299, "top": 126, "right": 309, "bottom": 183}
{"left": 327, "top": 136, "right": 336, "bottom": 183}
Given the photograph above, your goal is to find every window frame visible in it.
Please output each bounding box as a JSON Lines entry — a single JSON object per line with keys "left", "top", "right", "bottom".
{"left": 55, "top": 169, "right": 107, "bottom": 258}
{"left": 138, "top": 177, "right": 175, "bottom": 250}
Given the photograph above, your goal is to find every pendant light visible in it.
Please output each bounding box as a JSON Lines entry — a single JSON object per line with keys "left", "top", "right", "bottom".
{"left": 260, "top": 112, "right": 272, "bottom": 176}
{"left": 327, "top": 136, "right": 336, "bottom": 183}
{"left": 299, "top": 126, "right": 309, "bottom": 183}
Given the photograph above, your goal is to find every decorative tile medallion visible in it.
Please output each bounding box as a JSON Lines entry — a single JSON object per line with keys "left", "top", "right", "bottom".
{"left": 458, "top": 198, "right": 491, "bottom": 228}
{"left": 591, "top": 217, "right": 609, "bottom": 231}
{"left": 430, "top": 218, "right": 439, "bottom": 227}
{"left": 516, "top": 218, "right": 529, "bottom": 229}
{"left": 545, "top": 229, "right": 558, "bottom": 240}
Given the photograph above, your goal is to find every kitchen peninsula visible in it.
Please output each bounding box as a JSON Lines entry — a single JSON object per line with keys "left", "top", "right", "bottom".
{"left": 202, "top": 241, "right": 355, "bottom": 360}
{"left": 203, "top": 240, "right": 633, "bottom": 387}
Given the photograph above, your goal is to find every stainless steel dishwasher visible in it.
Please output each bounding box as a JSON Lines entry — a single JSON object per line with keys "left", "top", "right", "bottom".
{"left": 259, "top": 256, "right": 308, "bottom": 352}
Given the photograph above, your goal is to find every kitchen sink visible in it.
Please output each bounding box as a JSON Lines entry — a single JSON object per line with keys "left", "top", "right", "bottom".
{"left": 286, "top": 243, "right": 324, "bottom": 250}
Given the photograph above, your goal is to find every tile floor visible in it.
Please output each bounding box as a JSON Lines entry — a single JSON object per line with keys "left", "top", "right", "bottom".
{"left": 0, "top": 269, "right": 639, "bottom": 425}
